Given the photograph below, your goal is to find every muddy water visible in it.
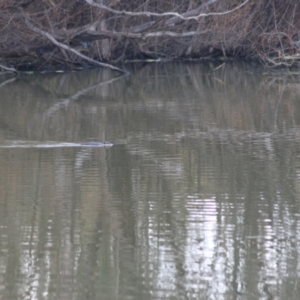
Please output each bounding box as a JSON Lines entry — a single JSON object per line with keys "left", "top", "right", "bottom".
{"left": 0, "top": 62, "right": 300, "bottom": 299}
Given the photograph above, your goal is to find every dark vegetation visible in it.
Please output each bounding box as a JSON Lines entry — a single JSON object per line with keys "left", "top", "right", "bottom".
{"left": 1, "top": 0, "right": 300, "bottom": 73}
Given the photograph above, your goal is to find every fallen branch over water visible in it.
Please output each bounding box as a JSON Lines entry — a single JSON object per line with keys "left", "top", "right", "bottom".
{"left": 0, "top": 63, "right": 17, "bottom": 74}
{"left": 24, "top": 16, "right": 128, "bottom": 74}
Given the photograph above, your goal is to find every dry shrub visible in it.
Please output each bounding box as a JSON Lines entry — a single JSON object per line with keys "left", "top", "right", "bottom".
{"left": 0, "top": 0, "right": 300, "bottom": 72}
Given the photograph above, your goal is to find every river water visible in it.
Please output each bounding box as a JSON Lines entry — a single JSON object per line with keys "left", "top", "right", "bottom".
{"left": 0, "top": 62, "right": 300, "bottom": 299}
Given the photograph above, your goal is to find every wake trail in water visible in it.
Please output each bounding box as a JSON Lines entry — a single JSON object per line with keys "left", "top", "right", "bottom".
{"left": 0, "top": 141, "right": 113, "bottom": 148}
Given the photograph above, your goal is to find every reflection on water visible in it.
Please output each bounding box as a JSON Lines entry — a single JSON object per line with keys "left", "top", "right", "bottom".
{"left": 0, "top": 63, "right": 300, "bottom": 299}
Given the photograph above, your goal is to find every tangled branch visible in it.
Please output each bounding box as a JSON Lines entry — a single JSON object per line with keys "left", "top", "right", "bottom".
{"left": 0, "top": 0, "right": 299, "bottom": 73}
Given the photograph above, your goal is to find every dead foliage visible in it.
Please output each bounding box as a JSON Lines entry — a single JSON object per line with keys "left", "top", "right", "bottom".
{"left": 0, "top": 0, "right": 299, "bottom": 72}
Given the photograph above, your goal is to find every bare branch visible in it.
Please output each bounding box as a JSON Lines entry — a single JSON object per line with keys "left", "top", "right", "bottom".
{"left": 23, "top": 15, "right": 128, "bottom": 74}
{"left": 76, "top": 29, "right": 210, "bottom": 43}
{"left": 1, "top": 0, "right": 299, "bottom": 71}
{"left": 0, "top": 63, "right": 17, "bottom": 74}
{"left": 85, "top": 0, "right": 249, "bottom": 21}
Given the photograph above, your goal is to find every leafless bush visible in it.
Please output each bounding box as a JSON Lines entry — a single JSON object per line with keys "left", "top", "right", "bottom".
{"left": 0, "top": 0, "right": 300, "bottom": 73}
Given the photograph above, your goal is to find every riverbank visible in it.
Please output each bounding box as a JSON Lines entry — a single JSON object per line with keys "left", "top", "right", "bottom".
{"left": 1, "top": 0, "right": 300, "bottom": 74}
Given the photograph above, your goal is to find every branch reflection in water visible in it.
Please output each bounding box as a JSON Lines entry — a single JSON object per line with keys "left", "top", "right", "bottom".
{"left": 0, "top": 62, "right": 299, "bottom": 299}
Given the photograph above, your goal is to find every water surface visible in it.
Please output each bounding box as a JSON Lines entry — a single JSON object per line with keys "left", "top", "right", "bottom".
{"left": 0, "top": 62, "right": 300, "bottom": 299}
